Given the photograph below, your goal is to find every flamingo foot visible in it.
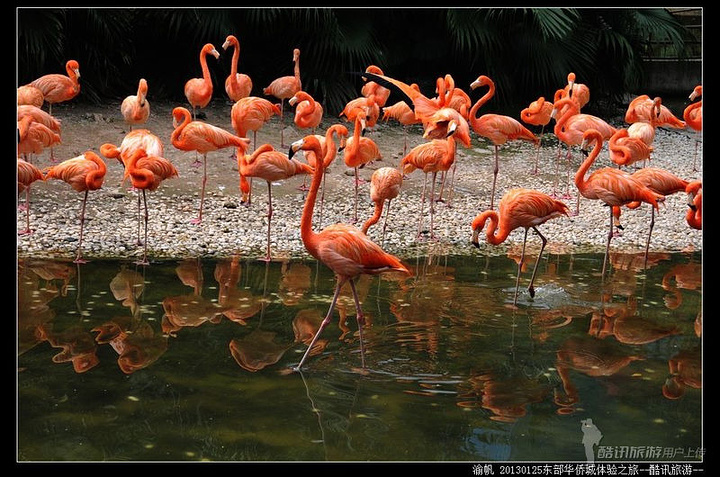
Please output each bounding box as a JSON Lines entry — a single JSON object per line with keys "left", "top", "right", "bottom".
{"left": 528, "top": 285, "right": 536, "bottom": 299}
{"left": 73, "top": 258, "right": 88, "bottom": 264}
{"left": 190, "top": 217, "right": 202, "bottom": 225}
{"left": 191, "top": 159, "right": 202, "bottom": 168}
{"left": 134, "top": 258, "right": 150, "bottom": 266}
{"left": 18, "top": 228, "right": 33, "bottom": 236}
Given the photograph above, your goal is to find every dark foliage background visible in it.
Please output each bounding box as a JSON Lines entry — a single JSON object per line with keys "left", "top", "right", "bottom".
{"left": 17, "top": 7, "right": 696, "bottom": 117}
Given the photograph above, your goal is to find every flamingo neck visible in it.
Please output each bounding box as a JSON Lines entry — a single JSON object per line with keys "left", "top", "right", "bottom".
{"left": 171, "top": 110, "right": 190, "bottom": 145}
{"left": 201, "top": 50, "right": 212, "bottom": 84}
{"left": 575, "top": 135, "right": 601, "bottom": 192}
{"left": 300, "top": 143, "right": 326, "bottom": 256}
{"left": 230, "top": 41, "right": 239, "bottom": 76}
{"left": 361, "top": 203, "right": 383, "bottom": 234}
{"left": 473, "top": 210, "right": 508, "bottom": 245}
{"left": 469, "top": 83, "right": 494, "bottom": 126}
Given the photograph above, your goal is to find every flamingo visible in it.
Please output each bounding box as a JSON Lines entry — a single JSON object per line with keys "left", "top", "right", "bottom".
{"left": 611, "top": 167, "right": 688, "bottom": 262}
{"left": 121, "top": 78, "right": 150, "bottom": 130}
{"left": 361, "top": 166, "right": 404, "bottom": 243}
{"left": 222, "top": 34, "right": 253, "bottom": 102}
{"left": 122, "top": 148, "right": 179, "bottom": 265}
{"left": 468, "top": 75, "right": 539, "bottom": 210}
{"left": 340, "top": 96, "right": 380, "bottom": 130}
{"left": 263, "top": 47, "right": 301, "bottom": 147}
{"left": 381, "top": 84, "right": 422, "bottom": 155}
{"left": 400, "top": 125, "right": 458, "bottom": 240}
{"left": 683, "top": 85, "right": 702, "bottom": 172}
{"left": 184, "top": 43, "right": 220, "bottom": 120}
{"left": 575, "top": 129, "right": 665, "bottom": 277}
{"left": 552, "top": 96, "right": 617, "bottom": 210}
{"left": 520, "top": 96, "right": 554, "bottom": 174}
{"left": 305, "top": 124, "right": 349, "bottom": 227}
{"left": 289, "top": 90, "right": 323, "bottom": 134}
{"left": 17, "top": 158, "right": 44, "bottom": 235}
{"left": 43, "top": 150, "right": 107, "bottom": 263}
{"left": 289, "top": 134, "right": 411, "bottom": 370}
{"left": 17, "top": 114, "right": 61, "bottom": 163}
{"left": 563, "top": 72, "right": 590, "bottom": 110}
{"left": 685, "top": 181, "right": 702, "bottom": 230}
{"left": 28, "top": 59, "right": 81, "bottom": 116}
{"left": 100, "top": 128, "right": 164, "bottom": 191}
{"left": 237, "top": 143, "right": 313, "bottom": 261}
{"left": 471, "top": 188, "right": 570, "bottom": 305}
{"left": 230, "top": 96, "right": 281, "bottom": 150}
{"left": 360, "top": 65, "right": 391, "bottom": 108}
{"left": 171, "top": 106, "right": 250, "bottom": 224}
{"left": 18, "top": 85, "right": 44, "bottom": 108}
{"left": 343, "top": 110, "right": 382, "bottom": 223}
{"left": 625, "top": 95, "right": 685, "bottom": 129}
{"left": 359, "top": 70, "right": 472, "bottom": 148}
{"left": 608, "top": 128, "right": 654, "bottom": 169}
{"left": 435, "top": 73, "right": 471, "bottom": 119}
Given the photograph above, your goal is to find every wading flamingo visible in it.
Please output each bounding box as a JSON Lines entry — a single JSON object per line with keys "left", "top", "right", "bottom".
{"left": 122, "top": 148, "right": 179, "bottom": 265}
{"left": 289, "top": 134, "right": 410, "bottom": 370}
{"left": 237, "top": 143, "right": 313, "bottom": 261}
{"left": 121, "top": 78, "right": 150, "bottom": 130}
{"left": 468, "top": 75, "right": 539, "bottom": 209}
{"left": 263, "top": 48, "right": 301, "bottom": 147}
{"left": 184, "top": 43, "right": 220, "bottom": 120}
{"left": 471, "top": 188, "right": 569, "bottom": 305}
{"left": 171, "top": 106, "right": 250, "bottom": 224}
{"left": 43, "top": 151, "right": 107, "bottom": 263}
{"left": 222, "top": 34, "right": 253, "bottom": 102}
{"left": 576, "top": 129, "right": 665, "bottom": 277}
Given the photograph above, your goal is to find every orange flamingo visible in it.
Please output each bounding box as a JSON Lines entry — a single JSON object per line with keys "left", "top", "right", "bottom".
{"left": 289, "top": 90, "right": 323, "bottom": 134}
{"left": 360, "top": 65, "right": 391, "bottom": 108}
{"left": 435, "top": 73, "right": 472, "bottom": 119}
{"left": 520, "top": 96, "right": 553, "bottom": 174}
{"left": 28, "top": 59, "right": 81, "bottom": 116}
{"left": 230, "top": 96, "right": 281, "bottom": 150}
{"left": 685, "top": 181, "right": 702, "bottom": 230}
{"left": 17, "top": 104, "right": 61, "bottom": 135}
{"left": 237, "top": 143, "right": 313, "bottom": 261}
{"left": 576, "top": 129, "right": 665, "bottom": 277}
{"left": 18, "top": 85, "right": 44, "bottom": 108}
{"left": 361, "top": 166, "right": 403, "bottom": 243}
{"left": 184, "top": 43, "right": 220, "bottom": 120}
{"left": 340, "top": 96, "right": 380, "bottom": 129}
{"left": 263, "top": 48, "right": 301, "bottom": 147}
{"left": 121, "top": 78, "right": 150, "bottom": 130}
{"left": 343, "top": 110, "right": 382, "bottom": 223}
{"left": 43, "top": 151, "right": 107, "bottom": 263}
{"left": 17, "top": 114, "right": 62, "bottom": 163}
{"left": 608, "top": 128, "right": 654, "bottom": 168}
{"left": 289, "top": 134, "right": 410, "bottom": 370}
{"left": 305, "top": 124, "right": 349, "bottom": 227}
{"left": 611, "top": 167, "right": 688, "bottom": 261}
{"left": 122, "top": 148, "right": 179, "bottom": 265}
{"left": 400, "top": 125, "right": 459, "bottom": 240}
{"left": 625, "top": 95, "right": 685, "bottom": 129}
{"left": 17, "top": 158, "right": 44, "bottom": 235}
{"left": 382, "top": 84, "right": 422, "bottom": 155}
{"left": 563, "top": 72, "right": 590, "bottom": 110}
{"left": 552, "top": 96, "right": 617, "bottom": 209}
{"left": 471, "top": 188, "right": 569, "bottom": 305}
{"left": 683, "top": 85, "right": 702, "bottom": 172}
{"left": 222, "top": 34, "right": 253, "bottom": 102}
{"left": 100, "top": 128, "right": 164, "bottom": 190}
{"left": 468, "top": 75, "right": 539, "bottom": 209}
{"left": 171, "top": 106, "right": 250, "bottom": 224}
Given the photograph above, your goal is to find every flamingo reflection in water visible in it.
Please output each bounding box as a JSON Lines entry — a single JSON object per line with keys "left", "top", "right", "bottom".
{"left": 663, "top": 346, "right": 701, "bottom": 400}
{"left": 214, "top": 256, "right": 263, "bottom": 325}
{"left": 229, "top": 330, "right": 293, "bottom": 372}
{"left": 588, "top": 295, "right": 681, "bottom": 346}
{"left": 35, "top": 323, "right": 99, "bottom": 374}
{"left": 93, "top": 315, "right": 169, "bottom": 374}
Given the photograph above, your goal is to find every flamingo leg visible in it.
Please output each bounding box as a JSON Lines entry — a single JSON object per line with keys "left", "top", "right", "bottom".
{"left": 191, "top": 154, "right": 208, "bottom": 225}
{"left": 262, "top": 180, "right": 273, "bottom": 262}
{"left": 429, "top": 171, "right": 437, "bottom": 240}
{"left": 136, "top": 192, "right": 143, "bottom": 245}
{"left": 513, "top": 228, "right": 529, "bottom": 305}
{"left": 74, "top": 190, "right": 89, "bottom": 264}
{"left": 417, "top": 173, "right": 428, "bottom": 239}
{"left": 137, "top": 190, "right": 150, "bottom": 266}
{"left": 490, "top": 145, "right": 499, "bottom": 209}
{"left": 19, "top": 187, "right": 32, "bottom": 235}
{"left": 318, "top": 171, "right": 327, "bottom": 229}
{"left": 280, "top": 101, "right": 285, "bottom": 147}
{"left": 294, "top": 277, "right": 347, "bottom": 371}
{"left": 601, "top": 206, "right": 613, "bottom": 278}
{"left": 643, "top": 207, "right": 656, "bottom": 268}
{"left": 348, "top": 278, "right": 367, "bottom": 369}
{"left": 527, "top": 226, "right": 548, "bottom": 299}
{"left": 353, "top": 167, "right": 359, "bottom": 223}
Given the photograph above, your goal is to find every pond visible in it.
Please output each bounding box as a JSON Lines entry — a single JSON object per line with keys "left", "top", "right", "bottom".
{"left": 17, "top": 250, "right": 702, "bottom": 463}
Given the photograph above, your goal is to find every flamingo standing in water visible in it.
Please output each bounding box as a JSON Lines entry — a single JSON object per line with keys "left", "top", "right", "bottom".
{"left": 343, "top": 110, "right": 382, "bottom": 223}
{"left": 171, "top": 106, "right": 250, "bottom": 224}
{"left": 28, "top": 59, "right": 81, "bottom": 116}
{"left": 121, "top": 78, "right": 150, "bottom": 130}
{"left": 471, "top": 188, "right": 570, "bottom": 305}
{"left": 222, "top": 34, "right": 253, "bottom": 102}
{"left": 576, "top": 129, "right": 665, "bottom": 277}
{"left": 361, "top": 166, "right": 404, "bottom": 243}
{"left": 17, "top": 158, "right": 44, "bottom": 235}
{"left": 122, "top": 148, "right": 179, "bottom": 265}
{"left": 43, "top": 151, "right": 107, "bottom": 263}
{"left": 184, "top": 43, "right": 220, "bottom": 120}
{"left": 683, "top": 85, "right": 702, "bottom": 172}
{"left": 468, "top": 75, "right": 539, "bottom": 210}
{"left": 237, "top": 143, "right": 313, "bottom": 261}
{"left": 263, "top": 48, "right": 301, "bottom": 147}
{"left": 289, "top": 134, "right": 411, "bottom": 370}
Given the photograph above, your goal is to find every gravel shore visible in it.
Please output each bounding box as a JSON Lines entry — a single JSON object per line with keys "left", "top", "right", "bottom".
{"left": 17, "top": 100, "right": 703, "bottom": 262}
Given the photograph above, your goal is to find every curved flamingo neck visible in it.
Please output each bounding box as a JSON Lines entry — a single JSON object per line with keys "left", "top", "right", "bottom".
{"left": 554, "top": 98, "right": 579, "bottom": 136}
{"left": 299, "top": 140, "right": 325, "bottom": 254}
{"left": 171, "top": 109, "right": 191, "bottom": 145}
{"left": 575, "top": 133, "right": 602, "bottom": 192}
{"left": 469, "top": 81, "right": 495, "bottom": 126}
{"left": 85, "top": 152, "right": 107, "bottom": 189}
{"left": 474, "top": 210, "right": 508, "bottom": 245}
{"left": 361, "top": 203, "right": 383, "bottom": 234}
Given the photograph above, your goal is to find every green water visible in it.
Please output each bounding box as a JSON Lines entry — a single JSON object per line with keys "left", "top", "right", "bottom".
{"left": 17, "top": 251, "right": 702, "bottom": 462}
